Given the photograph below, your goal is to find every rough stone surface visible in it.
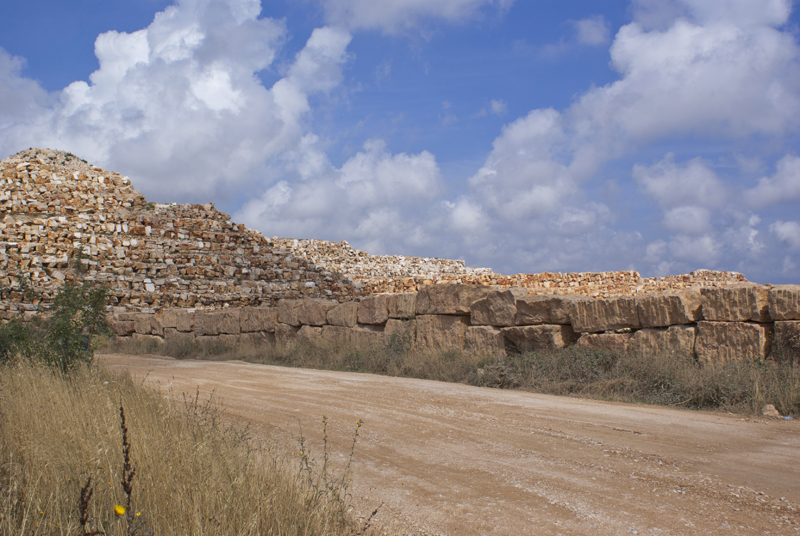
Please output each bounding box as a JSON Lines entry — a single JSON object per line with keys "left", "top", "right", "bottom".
{"left": 327, "top": 302, "right": 359, "bottom": 327}
{"left": 636, "top": 289, "right": 702, "bottom": 328}
{"left": 297, "top": 325, "right": 322, "bottom": 342}
{"left": 132, "top": 333, "right": 163, "bottom": 345}
{"left": 772, "top": 321, "right": 800, "bottom": 365}
{"left": 416, "top": 284, "right": 493, "bottom": 315}
{"left": 695, "top": 322, "right": 772, "bottom": 364}
{"left": 274, "top": 323, "right": 299, "bottom": 343}
{"left": 163, "top": 327, "right": 196, "bottom": 346}
{"left": 240, "top": 307, "right": 278, "bottom": 333}
{"left": 109, "top": 318, "right": 135, "bottom": 337}
{"left": 501, "top": 325, "right": 578, "bottom": 353}
{"left": 470, "top": 290, "right": 517, "bottom": 327}
{"left": 701, "top": 284, "right": 770, "bottom": 322}
{"left": 385, "top": 319, "right": 416, "bottom": 344}
{"left": 627, "top": 326, "right": 697, "bottom": 358}
{"left": 414, "top": 315, "right": 469, "bottom": 350}
{"left": 769, "top": 285, "right": 800, "bottom": 321}
{"left": 569, "top": 297, "right": 641, "bottom": 333}
{"left": 277, "top": 299, "right": 302, "bottom": 326}
{"left": 515, "top": 295, "right": 580, "bottom": 325}
{"left": 297, "top": 298, "right": 337, "bottom": 326}
{"left": 575, "top": 333, "right": 632, "bottom": 352}
{"left": 358, "top": 295, "right": 389, "bottom": 325}
{"left": 387, "top": 293, "right": 417, "bottom": 319}
{"left": 239, "top": 330, "right": 275, "bottom": 347}
{"left": 465, "top": 326, "right": 506, "bottom": 357}
{"left": 197, "top": 309, "right": 240, "bottom": 335}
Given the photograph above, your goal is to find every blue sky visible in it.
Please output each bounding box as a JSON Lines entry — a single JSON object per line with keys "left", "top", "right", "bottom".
{"left": 2, "top": 0, "right": 800, "bottom": 283}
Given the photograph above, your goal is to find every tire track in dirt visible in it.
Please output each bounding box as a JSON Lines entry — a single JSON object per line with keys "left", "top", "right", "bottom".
{"left": 99, "top": 354, "right": 800, "bottom": 535}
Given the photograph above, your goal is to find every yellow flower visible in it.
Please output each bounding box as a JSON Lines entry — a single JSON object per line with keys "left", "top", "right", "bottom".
{"left": 114, "top": 505, "right": 126, "bottom": 516}
{"left": 136, "top": 512, "right": 141, "bottom": 517}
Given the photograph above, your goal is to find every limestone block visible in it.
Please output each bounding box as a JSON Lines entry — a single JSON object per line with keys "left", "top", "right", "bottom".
{"left": 163, "top": 328, "right": 196, "bottom": 346}
{"left": 465, "top": 326, "right": 506, "bottom": 357}
{"left": 515, "top": 295, "right": 579, "bottom": 325}
{"left": 298, "top": 325, "right": 322, "bottom": 342}
{"left": 320, "top": 325, "right": 353, "bottom": 347}
{"left": 133, "top": 314, "right": 160, "bottom": 336}
{"left": 387, "top": 293, "right": 417, "bottom": 319}
{"left": 575, "top": 333, "right": 632, "bottom": 352}
{"left": 175, "top": 310, "right": 194, "bottom": 332}
{"left": 353, "top": 325, "right": 384, "bottom": 347}
{"left": 414, "top": 315, "right": 469, "bottom": 350}
{"left": 156, "top": 310, "right": 179, "bottom": 330}
{"left": 501, "top": 325, "right": 578, "bottom": 353}
{"left": 358, "top": 295, "right": 389, "bottom": 325}
{"left": 627, "top": 326, "right": 696, "bottom": 358}
{"left": 636, "top": 289, "right": 702, "bottom": 328}
{"left": 239, "top": 331, "right": 276, "bottom": 347}
{"left": 297, "top": 299, "right": 337, "bottom": 326}
{"left": 701, "top": 284, "right": 770, "bottom": 322}
{"left": 132, "top": 333, "right": 163, "bottom": 345}
{"left": 277, "top": 299, "right": 302, "bottom": 326}
{"left": 772, "top": 321, "right": 800, "bottom": 364}
{"left": 197, "top": 309, "right": 240, "bottom": 335}
{"left": 109, "top": 319, "right": 135, "bottom": 337}
{"left": 569, "top": 297, "right": 640, "bottom": 333}
{"left": 327, "top": 302, "right": 359, "bottom": 327}
{"left": 415, "top": 284, "right": 493, "bottom": 315}
{"left": 385, "top": 318, "right": 416, "bottom": 344}
{"left": 769, "top": 285, "right": 800, "bottom": 320}
{"left": 240, "top": 306, "right": 278, "bottom": 333}
{"left": 695, "top": 322, "right": 771, "bottom": 364}
{"left": 275, "top": 323, "right": 299, "bottom": 343}
{"left": 470, "top": 290, "right": 516, "bottom": 327}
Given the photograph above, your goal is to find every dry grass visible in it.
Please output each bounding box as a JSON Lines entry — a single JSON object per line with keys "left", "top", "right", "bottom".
{"left": 0, "top": 359, "right": 376, "bottom": 536}
{"left": 105, "top": 330, "right": 800, "bottom": 416}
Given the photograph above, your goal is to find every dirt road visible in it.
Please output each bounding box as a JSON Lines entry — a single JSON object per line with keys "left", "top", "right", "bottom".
{"left": 99, "top": 354, "right": 800, "bottom": 535}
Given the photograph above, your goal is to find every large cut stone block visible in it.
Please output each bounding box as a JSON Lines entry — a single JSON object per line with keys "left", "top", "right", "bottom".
{"left": 358, "top": 295, "right": 389, "bottom": 325}
{"left": 416, "top": 284, "right": 493, "bottom": 315}
{"left": 575, "top": 333, "right": 632, "bottom": 352}
{"left": 320, "top": 325, "right": 383, "bottom": 348}
{"left": 515, "top": 295, "right": 580, "bottom": 325}
{"left": 327, "top": 302, "right": 359, "bottom": 327}
{"left": 134, "top": 314, "right": 161, "bottom": 336}
{"left": 297, "top": 299, "right": 337, "bottom": 326}
{"left": 569, "top": 297, "right": 641, "bottom": 333}
{"left": 274, "top": 323, "right": 299, "bottom": 343}
{"left": 636, "top": 289, "right": 702, "bottom": 328}
{"left": 772, "top": 321, "right": 800, "bottom": 364}
{"left": 277, "top": 299, "right": 302, "bottom": 326}
{"left": 627, "top": 326, "right": 696, "bottom": 358}
{"left": 769, "top": 285, "right": 800, "bottom": 320}
{"left": 701, "top": 284, "right": 770, "bottom": 322}
{"left": 240, "top": 307, "right": 278, "bottom": 333}
{"left": 470, "top": 290, "right": 517, "bottom": 327}
{"left": 174, "top": 310, "right": 195, "bottom": 332}
{"left": 414, "top": 315, "right": 469, "bottom": 350}
{"left": 465, "top": 326, "right": 506, "bottom": 357}
{"left": 109, "top": 318, "right": 135, "bottom": 337}
{"left": 501, "top": 325, "right": 578, "bottom": 353}
{"left": 385, "top": 319, "right": 416, "bottom": 344}
{"left": 239, "top": 331, "right": 276, "bottom": 347}
{"left": 695, "top": 321, "right": 771, "bottom": 364}
{"left": 197, "top": 309, "right": 240, "bottom": 335}
{"left": 297, "top": 325, "right": 322, "bottom": 342}
{"left": 387, "top": 293, "right": 417, "bottom": 319}
{"left": 163, "top": 328, "right": 196, "bottom": 346}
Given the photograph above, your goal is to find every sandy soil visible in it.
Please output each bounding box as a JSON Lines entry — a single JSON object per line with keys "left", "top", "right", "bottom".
{"left": 98, "top": 354, "right": 800, "bottom": 535}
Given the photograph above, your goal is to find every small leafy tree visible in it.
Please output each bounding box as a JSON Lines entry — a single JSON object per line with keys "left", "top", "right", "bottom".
{"left": 0, "top": 255, "right": 112, "bottom": 371}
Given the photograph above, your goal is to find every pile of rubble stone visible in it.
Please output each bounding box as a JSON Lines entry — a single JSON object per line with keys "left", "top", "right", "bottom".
{"left": 0, "top": 148, "right": 751, "bottom": 319}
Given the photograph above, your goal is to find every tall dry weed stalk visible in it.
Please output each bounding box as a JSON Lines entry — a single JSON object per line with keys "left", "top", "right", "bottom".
{"left": 0, "top": 360, "right": 371, "bottom": 535}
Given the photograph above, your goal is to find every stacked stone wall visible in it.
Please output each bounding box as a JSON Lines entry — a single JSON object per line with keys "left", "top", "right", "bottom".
{"left": 114, "top": 283, "right": 800, "bottom": 365}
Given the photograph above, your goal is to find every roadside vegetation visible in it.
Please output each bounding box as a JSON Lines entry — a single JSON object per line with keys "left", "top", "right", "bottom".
{"left": 107, "top": 329, "right": 800, "bottom": 417}
{"left": 0, "top": 271, "right": 375, "bottom": 536}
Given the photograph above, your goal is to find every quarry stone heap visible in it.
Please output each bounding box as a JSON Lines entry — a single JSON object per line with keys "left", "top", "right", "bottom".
{"left": 1, "top": 149, "right": 749, "bottom": 318}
